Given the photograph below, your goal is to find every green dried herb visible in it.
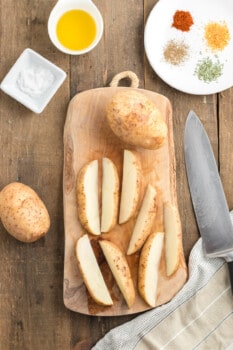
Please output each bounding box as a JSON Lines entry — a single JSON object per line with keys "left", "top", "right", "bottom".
{"left": 194, "top": 56, "right": 223, "bottom": 83}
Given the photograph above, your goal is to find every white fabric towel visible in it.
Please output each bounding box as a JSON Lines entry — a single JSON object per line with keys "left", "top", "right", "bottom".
{"left": 92, "top": 236, "right": 233, "bottom": 350}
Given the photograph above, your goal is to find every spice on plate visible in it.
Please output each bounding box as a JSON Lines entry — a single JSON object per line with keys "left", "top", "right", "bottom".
{"left": 163, "top": 39, "right": 189, "bottom": 66}
{"left": 172, "top": 10, "right": 194, "bottom": 32}
{"left": 194, "top": 56, "right": 223, "bottom": 83}
{"left": 204, "top": 21, "right": 230, "bottom": 51}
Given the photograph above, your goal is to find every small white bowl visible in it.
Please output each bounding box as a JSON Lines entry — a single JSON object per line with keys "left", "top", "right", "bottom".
{"left": 48, "top": 0, "right": 104, "bottom": 55}
{"left": 0, "top": 48, "right": 67, "bottom": 113}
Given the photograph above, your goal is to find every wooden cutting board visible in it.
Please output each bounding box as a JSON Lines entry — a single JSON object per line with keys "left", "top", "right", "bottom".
{"left": 63, "top": 82, "right": 187, "bottom": 316}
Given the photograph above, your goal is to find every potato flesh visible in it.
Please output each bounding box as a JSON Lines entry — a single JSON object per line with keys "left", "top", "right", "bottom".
{"left": 164, "top": 202, "right": 180, "bottom": 276}
{"left": 138, "top": 232, "right": 164, "bottom": 307}
{"left": 101, "top": 158, "right": 119, "bottom": 232}
{"left": 99, "top": 240, "right": 135, "bottom": 308}
{"left": 119, "top": 150, "right": 141, "bottom": 224}
{"left": 77, "top": 160, "right": 100, "bottom": 235}
{"left": 84, "top": 161, "right": 100, "bottom": 234}
{"left": 76, "top": 235, "right": 113, "bottom": 306}
{"left": 127, "top": 184, "right": 157, "bottom": 255}
{"left": 75, "top": 155, "right": 182, "bottom": 307}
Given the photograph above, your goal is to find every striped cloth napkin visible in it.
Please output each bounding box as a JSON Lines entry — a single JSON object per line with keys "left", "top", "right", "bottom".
{"left": 92, "top": 236, "right": 233, "bottom": 350}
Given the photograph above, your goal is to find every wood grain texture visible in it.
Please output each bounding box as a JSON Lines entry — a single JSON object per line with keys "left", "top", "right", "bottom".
{"left": 0, "top": 1, "right": 70, "bottom": 349}
{"left": 63, "top": 87, "right": 187, "bottom": 316}
{"left": 144, "top": 0, "right": 218, "bottom": 259}
{"left": 1, "top": 0, "right": 231, "bottom": 348}
{"left": 219, "top": 90, "right": 233, "bottom": 209}
{"left": 143, "top": 0, "right": 221, "bottom": 259}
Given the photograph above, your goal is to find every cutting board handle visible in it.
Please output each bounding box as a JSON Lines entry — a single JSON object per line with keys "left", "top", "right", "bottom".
{"left": 109, "top": 71, "right": 139, "bottom": 88}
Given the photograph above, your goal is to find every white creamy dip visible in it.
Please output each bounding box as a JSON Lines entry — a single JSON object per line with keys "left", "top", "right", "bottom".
{"left": 17, "top": 66, "right": 55, "bottom": 98}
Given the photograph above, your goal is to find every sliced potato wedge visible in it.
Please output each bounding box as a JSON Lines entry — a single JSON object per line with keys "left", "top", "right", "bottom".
{"left": 99, "top": 240, "right": 135, "bottom": 308}
{"left": 164, "top": 202, "right": 181, "bottom": 276}
{"left": 76, "top": 159, "right": 100, "bottom": 235}
{"left": 138, "top": 231, "right": 164, "bottom": 307}
{"left": 76, "top": 234, "right": 113, "bottom": 306}
{"left": 119, "top": 150, "right": 142, "bottom": 224}
{"left": 101, "top": 157, "right": 119, "bottom": 233}
{"left": 127, "top": 184, "right": 157, "bottom": 255}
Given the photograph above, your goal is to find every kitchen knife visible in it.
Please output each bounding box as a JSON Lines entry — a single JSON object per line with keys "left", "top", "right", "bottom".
{"left": 184, "top": 110, "right": 233, "bottom": 293}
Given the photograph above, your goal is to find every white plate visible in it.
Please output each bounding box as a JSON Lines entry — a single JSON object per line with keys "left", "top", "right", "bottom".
{"left": 144, "top": 0, "right": 233, "bottom": 95}
{"left": 0, "top": 48, "right": 66, "bottom": 113}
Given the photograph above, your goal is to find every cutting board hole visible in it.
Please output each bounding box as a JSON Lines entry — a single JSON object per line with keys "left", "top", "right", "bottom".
{"left": 110, "top": 71, "right": 139, "bottom": 88}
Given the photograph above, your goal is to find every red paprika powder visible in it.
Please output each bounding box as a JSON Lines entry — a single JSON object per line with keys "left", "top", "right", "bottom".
{"left": 172, "top": 10, "right": 194, "bottom": 32}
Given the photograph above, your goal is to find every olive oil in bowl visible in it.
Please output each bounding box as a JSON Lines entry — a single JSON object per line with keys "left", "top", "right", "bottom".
{"left": 47, "top": 0, "right": 103, "bottom": 55}
{"left": 56, "top": 10, "right": 97, "bottom": 51}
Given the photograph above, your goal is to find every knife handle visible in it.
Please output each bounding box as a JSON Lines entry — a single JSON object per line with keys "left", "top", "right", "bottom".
{"left": 227, "top": 261, "right": 233, "bottom": 294}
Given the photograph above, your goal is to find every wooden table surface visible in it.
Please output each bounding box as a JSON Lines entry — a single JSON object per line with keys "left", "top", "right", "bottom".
{"left": 1, "top": 1, "right": 233, "bottom": 349}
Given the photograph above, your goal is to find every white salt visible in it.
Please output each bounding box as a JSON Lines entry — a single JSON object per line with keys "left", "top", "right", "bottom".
{"left": 17, "top": 65, "right": 55, "bottom": 98}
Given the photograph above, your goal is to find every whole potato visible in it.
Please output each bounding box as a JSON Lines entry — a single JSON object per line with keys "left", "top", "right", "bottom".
{"left": 106, "top": 90, "right": 168, "bottom": 150}
{"left": 0, "top": 182, "right": 50, "bottom": 243}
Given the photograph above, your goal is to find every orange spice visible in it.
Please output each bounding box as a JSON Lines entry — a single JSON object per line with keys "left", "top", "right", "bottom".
{"left": 204, "top": 21, "right": 230, "bottom": 51}
{"left": 172, "top": 10, "right": 194, "bottom": 32}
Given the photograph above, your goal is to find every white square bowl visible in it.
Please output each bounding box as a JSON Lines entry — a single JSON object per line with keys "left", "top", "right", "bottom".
{"left": 0, "top": 48, "right": 67, "bottom": 113}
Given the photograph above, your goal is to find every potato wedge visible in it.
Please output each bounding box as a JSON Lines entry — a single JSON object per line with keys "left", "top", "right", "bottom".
{"left": 164, "top": 202, "right": 181, "bottom": 276}
{"left": 76, "top": 159, "right": 100, "bottom": 235}
{"left": 119, "top": 150, "right": 142, "bottom": 224}
{"left": 76, "top": 235, "right": 113, "bottom": 306}
{"left": 138, "top": 232, "right": 164, "bottom": 307}
{"left": 99, "top": 240, "right": 135, "bottom": 308}
{"left": 101, "top": 157, "right": 119, "bottom": 233}
{"left": 127, "top": 184, "right": 157, "bottom": 255}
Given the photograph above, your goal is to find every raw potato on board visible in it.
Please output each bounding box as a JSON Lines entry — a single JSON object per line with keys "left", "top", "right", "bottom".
{"left": 119, "top": 149, "right": 142, "bottom": 224}
{"left": 101, "top": 157, "right": 120, "bottom": 233}
{"left": 99, "top": 239, "right": 135, "bottom": 308}
{"left": 76, "top": 159, "right": 100, "bottom": 235}
{"left": 106, "top": 90, "right": 168, "bottom": 150}
{"left": 76, "top": 235, "right": 113, "bottom": 306}
{"left": 164, "top": 202, "right": 181, "bottom": 276}
{"left": 0, "top": 182, "right": 50, "bottom": 243}
{"left": 127, "top": 184, "right": 157, "bottom": 255}
{"left": 138, "top": 231, "right": 164, "bottom": 307}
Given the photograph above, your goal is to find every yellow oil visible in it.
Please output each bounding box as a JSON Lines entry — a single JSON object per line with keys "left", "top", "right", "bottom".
{"left": 56, "top": 10, "right": 97, "bottom": 51}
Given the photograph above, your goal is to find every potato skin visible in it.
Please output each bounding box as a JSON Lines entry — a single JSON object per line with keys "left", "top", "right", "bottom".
{"left": 164, "top": 202, "right": 181, "bottom": 276}
{"left": 138, "top": 231, "right": 164, "bottom": 307}
{"left": 106, "top": 90, "right": 168, "bottom": 150}
{"left": 99, "top": 240, "right": 135, "bottom": 308}
{"left": 127, "top": 184, "right": 157, "bottom": 255}
{"left": 0, "top": 182, "right": 50, "bottom": 243}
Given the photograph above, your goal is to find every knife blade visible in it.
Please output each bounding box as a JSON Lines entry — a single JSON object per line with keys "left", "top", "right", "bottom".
{"left": 184, "top": 110, "right": 233, "bottom": 292}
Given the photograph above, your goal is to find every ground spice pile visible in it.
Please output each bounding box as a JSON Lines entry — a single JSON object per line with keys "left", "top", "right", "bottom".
{"left": 204, "top": 21, "right": 230, "bottom": 51}
{"left": 163, "top": 39, "right": 189, "bottom": 66}
{"left": 194, "top": 57, "right": 223, "bottom": 83}
{"left": 172, "top": 10, "right": 194, "bottom": 32}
